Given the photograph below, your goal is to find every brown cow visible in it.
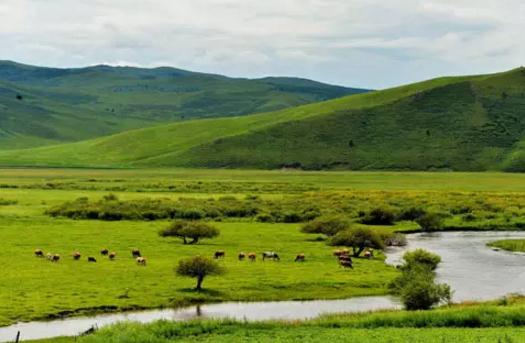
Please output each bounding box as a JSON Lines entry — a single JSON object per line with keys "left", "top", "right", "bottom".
{"left": 248, "top": 252, "right": 257, "bottom": 262}
{"left": 340, "top": 259, "right": 353, "bottom": 268}
{"left": 238, "top": 252, "right": 246, "bottom": 261}
{"left": 51, "top": 254, "right": 60, "bottom": 262}
{"left": 109, "top": 252, "right": 116, "bottom": 260}
{"left": 214, "top": 250, "right": 225, "bottom": 259}
{"left": 72, "top": 252, "right": 81, "bottom": 260}
{"left": 34, "top": 249, "right": 44, "bottom": 257}
{"left": 88, "top": 256, "right": 97, "bottom": 263}
{"left": 132, "top": 249, "right": 141, "bottom": 258}
{"left": 100, "top": 248, "right": 109, "bottom": 256}
{"left": 136, "top": 257, "right": 147, "bottom": 266}
{"left": 295, "top": 253, "right": 305, "bottom": 262}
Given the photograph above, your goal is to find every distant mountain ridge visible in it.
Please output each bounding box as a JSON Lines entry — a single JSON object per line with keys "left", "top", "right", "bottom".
{"left": 0, "top": 60, "right": 368, "bottom": 149}
{"left": 2, "top": 67, "right": 525, "bottom": 171}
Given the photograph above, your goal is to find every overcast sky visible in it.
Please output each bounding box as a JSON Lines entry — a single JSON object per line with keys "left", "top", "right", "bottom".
{"left": 0, "top": 0, "right": 523, "bottom": 89}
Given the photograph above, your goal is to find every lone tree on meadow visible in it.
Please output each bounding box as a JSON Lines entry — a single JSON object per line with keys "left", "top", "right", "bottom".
{"left": 159, "top": 220, "right": 219, "bottom": 244}
{"left": 176, "top": 255, "right": 225, "bottom": 290}
{"left": 329, "top": 227, "right": 384, "bottom": 257}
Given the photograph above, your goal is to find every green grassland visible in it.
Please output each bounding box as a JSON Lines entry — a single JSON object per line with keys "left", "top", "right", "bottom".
{"left": 1, "top": 68, "right": 525, "bottom": 171}
{"left": 0, "top": 61, "right": 364, "bottom": 149}
{"left": 488, "top": 239, "right": 525, "bottom": 252}
{"left": 34, "top": 297, "right": 525, "bottom": 342}
{"left": 2, "top": 169, "right": 525, "bottom": 329}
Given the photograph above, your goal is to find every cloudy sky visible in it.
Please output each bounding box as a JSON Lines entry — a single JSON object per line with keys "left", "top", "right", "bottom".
{"left": 0, "top": 0, "right": 523, "bottom": 89}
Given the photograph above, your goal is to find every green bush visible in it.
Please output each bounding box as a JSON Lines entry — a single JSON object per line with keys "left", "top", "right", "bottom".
{"left": 415, "top": 213, "right": 444, "bottom": 231}
{"left": 390, "top": 249, "right": 451, "bottom": 310}
{"left": 301, "top": 216, "right": 350, "bottom": 236}
{"left": 160, "top": 220, "right": 220, "bottom": 244}
{"left": 360, "top": 208, "right": 396, "bottom": 225}
{"left": 329, "top": 227, "right": 384, "bottom": 257}
{"left": 402, "top": 249, "right": 441, "bottom": 271}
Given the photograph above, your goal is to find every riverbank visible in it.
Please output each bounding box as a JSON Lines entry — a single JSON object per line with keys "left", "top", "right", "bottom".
{"left": 31, "top": 296, "right": 525, "bottom": 342}
{"left": 487, "top": 239, "right": 525, "bottom": 252}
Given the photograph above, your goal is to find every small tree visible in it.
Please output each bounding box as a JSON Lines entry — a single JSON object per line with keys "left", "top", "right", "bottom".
{"left": 160, "top": 220, "right": 219, "bottom": 244}
{"left": 176, "top": 256, "right": 224, "bottom": 290}
{"left": 301, "top": 215, "right": 350, "bottom": 237}
{"left": 329, "top": 227, "right": 384, "bottom": 257}
{"left": 415, "top": 213, "right": 444, "bottom": 231}
{"left": 389, "top": 249, "right": 451, "bottom": 310}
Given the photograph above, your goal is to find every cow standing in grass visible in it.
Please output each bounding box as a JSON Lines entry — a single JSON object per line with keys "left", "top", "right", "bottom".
{"left": 248, "top": 253, "right": 257, "bottom": 262}
{"left": 214, "top": 251, "right": 225, "bottom": 259}
{"left": 262, "top": 252, "right": 280, "bottom": 261}
{"left": 295, "top": 253, "right": 305, "bottom": 262}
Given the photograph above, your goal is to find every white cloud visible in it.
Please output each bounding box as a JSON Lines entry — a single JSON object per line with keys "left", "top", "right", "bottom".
{"left": 0, "top": 0, "right": 523, "bottom": 88}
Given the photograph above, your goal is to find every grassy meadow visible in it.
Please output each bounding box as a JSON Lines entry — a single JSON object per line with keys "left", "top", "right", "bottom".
{"left": 488, "top": 239, "right": 525, "bottom": 252}
{"left": 2, "top": 168, "right": 525, "bottom": 330}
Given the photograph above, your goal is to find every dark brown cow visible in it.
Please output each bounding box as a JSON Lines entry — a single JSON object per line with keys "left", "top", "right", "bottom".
{"left": 132, "top": 249, "right": 141, "bottom": 258}
{"left": 214, "top": 250, "right": 225, "bottom": 259}
{"left": 34, "top": 249, "right": 44, "bottom": 257}
{"left": 295, "top": 253, "right": 305, "bottom": 262}
{"left": 100, "top": 248, "right": 109, "bottom": 256}
{"left": 88, "top": 256, "right": 97, "bottom": 263}
{"left": 248, "top": 252, "right": 257, "bottom": 262}
{"left": 109, "top": 252, "right": 116, "bottom": 260}
{"left": 51, "top": 254, "right": 60, "bottom": 262}
{"left": 340, "top": 259, "right": 353, "bottom": 268}
{"left": 72, "top": 252, "right": 81, "bottom": 260}
{"left": 238, "top": 252, "right": 246, "bottom": 261}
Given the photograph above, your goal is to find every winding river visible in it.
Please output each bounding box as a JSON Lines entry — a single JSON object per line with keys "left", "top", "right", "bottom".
{"left": 1, "top": 231, "right": 525, "bottom": 342}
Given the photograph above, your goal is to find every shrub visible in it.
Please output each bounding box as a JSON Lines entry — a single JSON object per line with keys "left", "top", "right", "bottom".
{"left": 329, "top": 227, "right": 384, "bottom": 257}
{"left": 397, "top": 207, "right": 426, "bottom": 221}
{"left": 175, "top": 256, "right": 224, "bottom": 290}
{"left": 390, "top": 249, "right": 451, "bottom": 310}
{"left": 160, "top": 220, "right": 220, "bottom": 244}
{"left": 301, "top": 216, "right": 350, "bottom": 236}
{"left": 402, "top": 249, "right": 441, "bottom": 271}
{"left": 415, "top": 213, "right": 444, "bottom": 231}
{"left": 360, "top": 208, "right": 396, "bottom": 225}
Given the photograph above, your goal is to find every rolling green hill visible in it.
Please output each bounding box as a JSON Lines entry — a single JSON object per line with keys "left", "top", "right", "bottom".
{"left": 0, "top": 60, "right": 366, "bottom": 149}
{"left": 1, "top": 67, "right": 525, "bottom": 171}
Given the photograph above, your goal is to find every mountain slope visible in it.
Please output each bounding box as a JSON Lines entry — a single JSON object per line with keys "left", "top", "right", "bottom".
{"left": 0, "top": 60, "right": 367, "bottom": 149}
{"left": 0, "top": 69, "right": 513, "bottom": 169}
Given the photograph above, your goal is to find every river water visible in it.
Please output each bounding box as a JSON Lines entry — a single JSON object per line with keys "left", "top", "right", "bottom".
{"left": 1, "top": 231, "right": 525, "bottom": 342}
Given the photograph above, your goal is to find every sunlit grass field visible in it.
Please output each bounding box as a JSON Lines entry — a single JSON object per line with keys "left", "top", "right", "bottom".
{"left": 2, "top": 168, "right": 525, "bottom": 328}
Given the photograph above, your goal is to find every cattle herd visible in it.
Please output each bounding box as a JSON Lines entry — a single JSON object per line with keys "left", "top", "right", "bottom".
{"left": 34, "top": 247, "right": 373, "bottom": 269}
{"left": 34, "top": 248, "right": 147, "bottom": 265}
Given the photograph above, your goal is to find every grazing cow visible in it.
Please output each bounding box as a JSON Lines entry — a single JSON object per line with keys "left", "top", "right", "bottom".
{"left": 100, "top": 248, "right": 109, "bottom": 256}
{"left": 51, "top": 254, "right": 60, "bottom": 262}
{"left": 132, "top": 249, "right": 141, "bottom": 258}
{"left": 136, "top": 257, "right": 147, "bottom": 266}
{"left": 295, "top": 253, "right": 306, "bottom": 262}
{"left": 364, "top": 250, "right": 372, "bottom": 259}
{"left": 248, "top": 252, "right": 257, "bottom": 262}
{"left": 88, "top": 256, "right": 97, "bottom": 263}
{"left": 46, "top": 253, "right": 53, "bottom": 261}
{"left": 333, "top": 249, "right": 350, "bottom": 257}
{"left": 34, "top": 249, "right": 44, "bottom": 257}
{"left": 262, "top": 251, "right": 280, "bottom": 261}
{"left": 72, "top": 252, "right": 81, "bottom": 260}
{"left": 214, "top": 250, "right": 225, "bottom": 259}
{"left": 108, "top": 252, "right": 116, "bottom": 260}
{"left": 238, "top": 252, "right": 246, "bottom": 261}
{"left": 340, "top": 259, "right": 353, "bottom": 268}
